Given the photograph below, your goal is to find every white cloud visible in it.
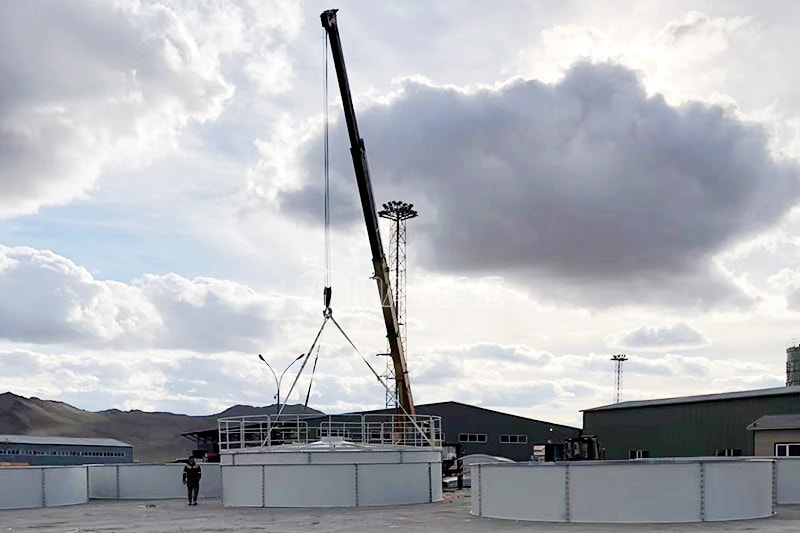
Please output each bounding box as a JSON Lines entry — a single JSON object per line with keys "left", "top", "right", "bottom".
{"left": 610, "top": 321, "right": 709, "bottom": 350}
{"left": 0, "top": 0, "right": 305, "bottom": 219}
{"left": 0, "top": 245, "right": 294, "bottom": 352}
{"left": 0, "top": 245, "right": 160, "bottom": 345}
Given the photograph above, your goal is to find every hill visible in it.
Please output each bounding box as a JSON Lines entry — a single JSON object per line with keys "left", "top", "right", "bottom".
{"left": 0, "top": 392, "right": 323, "bottom": 462}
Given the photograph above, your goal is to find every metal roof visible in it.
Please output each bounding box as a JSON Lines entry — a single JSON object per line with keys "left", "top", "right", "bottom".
{"left": 747, "top": 414, "right": 800, "bottom": 431}
{"left": 583, "top": 385, "right": 800, "bottom": 412}
{"left": 0, "top": 435, "right": 132, "bottom": 447}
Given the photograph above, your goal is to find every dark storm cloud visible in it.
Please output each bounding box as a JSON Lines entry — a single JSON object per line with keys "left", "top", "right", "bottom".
{"left": 277, "top": 62, "right": 800, "bottom": 307}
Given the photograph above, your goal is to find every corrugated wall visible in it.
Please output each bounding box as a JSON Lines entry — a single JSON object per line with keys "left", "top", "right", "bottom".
{"left": 584, "top": 393, "right": 800, "bottom": 460}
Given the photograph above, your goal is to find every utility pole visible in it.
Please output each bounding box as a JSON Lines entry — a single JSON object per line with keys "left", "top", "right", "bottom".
{"left": 612, "top": 354, "right": 628, "bottom": 404}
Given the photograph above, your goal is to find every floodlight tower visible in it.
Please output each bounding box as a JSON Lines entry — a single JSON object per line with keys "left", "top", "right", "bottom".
{"left": 378, "top": 200, "right": 418, "bottom": 409}
{"left": 612, "top": 354, "right": 628, "bottom": 404}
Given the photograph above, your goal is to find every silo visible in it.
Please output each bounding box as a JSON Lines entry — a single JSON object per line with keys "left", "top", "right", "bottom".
{"left": 787, "top": 342, "right": 800, "bottom": 386}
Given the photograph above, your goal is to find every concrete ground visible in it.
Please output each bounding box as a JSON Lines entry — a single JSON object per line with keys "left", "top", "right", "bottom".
{"left": 3, "top": 490, "right": 800, "bottom": 532}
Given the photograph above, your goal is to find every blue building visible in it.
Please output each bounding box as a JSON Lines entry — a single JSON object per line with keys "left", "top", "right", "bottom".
{"left": 0, "top": 435, "right": 133, "bottom": 465}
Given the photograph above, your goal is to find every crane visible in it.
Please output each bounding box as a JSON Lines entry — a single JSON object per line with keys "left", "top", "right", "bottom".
{"left": 320, "top": 9, "right": 415, "bottom": 416}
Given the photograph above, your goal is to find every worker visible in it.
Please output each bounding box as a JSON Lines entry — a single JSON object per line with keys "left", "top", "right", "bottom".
{"left": 182, "top": 457, "right": 202, "bottom": 505}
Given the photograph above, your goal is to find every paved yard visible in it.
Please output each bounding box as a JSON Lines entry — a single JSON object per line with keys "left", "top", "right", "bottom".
{"left": 3, "top": 490, "right": 800, "bottom": 532}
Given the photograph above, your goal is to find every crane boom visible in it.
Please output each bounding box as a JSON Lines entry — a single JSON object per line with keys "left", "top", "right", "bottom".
{"left": 320, "top": 9, "right": 415, "bottom": 416}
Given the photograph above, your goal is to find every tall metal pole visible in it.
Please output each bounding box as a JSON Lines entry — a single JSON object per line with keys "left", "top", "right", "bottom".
{"left": 379, "top": 201, "right": 417, "bottom": 409}
{"left": 611, "top": 354, "right": 628, "bottom": 404}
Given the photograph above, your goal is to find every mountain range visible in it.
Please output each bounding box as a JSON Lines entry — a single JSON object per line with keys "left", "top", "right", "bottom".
{"left": 0, "top": 392, "right": 323, "bottom": 462}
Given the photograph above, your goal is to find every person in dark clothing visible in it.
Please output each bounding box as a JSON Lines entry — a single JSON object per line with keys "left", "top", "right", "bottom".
{"left": 182, "top": 457, "right": 202, "bottom": 505}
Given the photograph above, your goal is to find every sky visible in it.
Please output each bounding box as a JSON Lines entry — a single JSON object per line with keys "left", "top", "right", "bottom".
{"left": 2, "top": 0, "right": 800, "bottom": 428}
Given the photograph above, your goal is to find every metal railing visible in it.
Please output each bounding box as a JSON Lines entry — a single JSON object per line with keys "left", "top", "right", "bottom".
{"left": 218, "top": 414, "right": 442, "bottom": 451}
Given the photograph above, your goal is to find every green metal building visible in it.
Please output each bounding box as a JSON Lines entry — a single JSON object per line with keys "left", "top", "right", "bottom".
{"left": 583, "top": 385, "right": 800, "bottom": 459}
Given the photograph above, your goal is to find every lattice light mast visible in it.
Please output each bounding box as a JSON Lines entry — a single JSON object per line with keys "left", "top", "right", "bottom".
{"left": 378, "top": 200, "right": 418, "bottom": 409}
{"left": 612, "top": 354, "right": 628, "bottom": 404}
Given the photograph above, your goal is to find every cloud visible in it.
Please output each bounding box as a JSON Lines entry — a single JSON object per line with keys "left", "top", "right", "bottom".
{"left": 657, "top": 11, "right": 752, "bottom": 56}
{"left": 0, "top": 0, "right": 302, "bottom": 219}
{"left": 412, "top": 342, "right": 551, "bottom": 385}
{"left": 0, "top": 245, "right": 160, "bottom": 344}
{"left": 275, "top": 61, "right": 800, "bottom": 308}
{"left": 0, "top": 245, "right": 289, "bottom": 352}
{"left": 610, "top": 321, "right": 708, "bottom": 349}
{"left": 0, "top": 350, "right": 43, "bottom": 377}
{"left": 136, "top": 273, "right": 284, "bottom": 353}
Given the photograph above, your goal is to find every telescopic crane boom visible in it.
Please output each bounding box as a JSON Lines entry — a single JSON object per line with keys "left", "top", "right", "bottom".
{"left": 321, "top": 9, "right": 415, "bottom": 416}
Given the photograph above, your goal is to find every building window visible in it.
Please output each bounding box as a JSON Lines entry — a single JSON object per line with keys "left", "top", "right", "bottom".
{"left": 500, "top": 434, "right": 528, "bottom": 444}
{"left": 629, "top": 449, "right": 650, "bottom": 459}
{"left": 716, "top": 448, "right": 743, "bottom": 457}
{"left": 458, "top": 433, "right": 487, "bottom": 443}
{"left": 775, "top": 443, "right": 800, "bottom": 457}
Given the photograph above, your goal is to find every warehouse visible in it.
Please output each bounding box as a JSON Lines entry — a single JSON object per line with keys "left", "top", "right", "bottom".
{"left": 0, "top": 435, "right": 133, "bottom": 465}
{"left": 583, "top": 385, "right": 800, "bottom": 459}
{"left": 368, "top": 401, "right": 580, "bottom": 461}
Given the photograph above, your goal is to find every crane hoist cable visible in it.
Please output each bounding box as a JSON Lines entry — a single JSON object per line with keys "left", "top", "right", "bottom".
{"left": 304, "top": 345, "right": 320, "bottom": 408}
{"left": 272, "top": 34, "right": 333, "bottom": 424}
{"left": 328, "top": 315, "right": 432, "bottom": 446}
{"left": 323, "top": 29, "right": 332, "bottom": 316}
{"left": 271, "top": 30, "right": 426, "bottom": 444}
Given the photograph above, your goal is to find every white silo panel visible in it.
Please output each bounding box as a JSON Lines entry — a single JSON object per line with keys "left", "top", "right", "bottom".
{"left": 478, "top": 464, "right": 568, "bottom": 521}
{"left": 703, "top": 460, "right": 773, "bottom": 521}
{"left": 470, "top": 464, "right": 481, "bottom": 516}
{"left": 429, "top": 461, "right": 443, "bottom": 502}
{"left": 88, "top": 464, "right": 118, "bottom": 499}
{"left": 43, "top": 466, "right": 88, "bottom": 506}
{"left": 222, "top": 465, "right": 263, "bottom": 507}
{"left": 776, "top": 458, "right": 800, "bottom": 504}
{"left": 261, "top": 452, "right": 305, "bottom": 465}
{"left": 264, "top": 464, "right": 355, "bottom": 507}
{"left": 569, "top": 462, "right": 701, "bottom": 523}
{"left": 0, "top": 467, "right": 43, "bottom": 509}
{"left": 234, "top": 452, "right": 283, "bottom": 465}
{"left": 358, "top": 463, "right": 430, "bottom": 506}
{"left": 119, "top": 464, "right": 184, "bottom": 499}
{"left": 198, "top": 463, "right": 222, "bottom": 498}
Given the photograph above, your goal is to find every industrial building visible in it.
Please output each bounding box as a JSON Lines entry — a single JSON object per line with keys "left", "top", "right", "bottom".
{"left": 0, "top": 435, "right": 133, "bottom": 465}
{"left": 583, "top": 385, "right": 800, "bottom": 459}
{"left": 184, "top": 401, "right": 580, "bottom": 462}
{"left": 368, "top": 401, "right": 580, "bottom": 461}
{"left": 584, "top": 343, "right": 800, "bottom": 460}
